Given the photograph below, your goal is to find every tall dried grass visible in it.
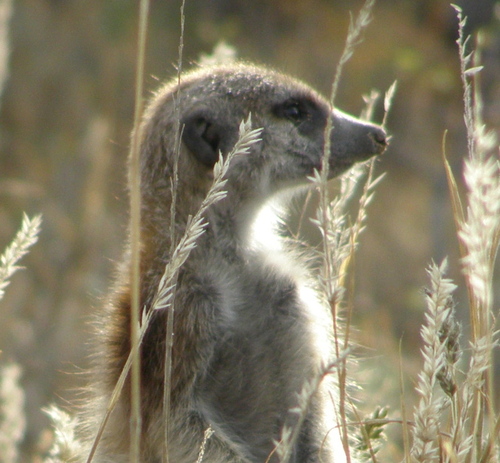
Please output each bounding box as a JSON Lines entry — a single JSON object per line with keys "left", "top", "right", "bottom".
{"left": 0, "top": 0, "right": 12, "bottom": 106}
{"left": 0, "top": 214, "right": 41, "bottom": 463}
{"left": 405, "top": 6, "right": 500, "bottom": 463}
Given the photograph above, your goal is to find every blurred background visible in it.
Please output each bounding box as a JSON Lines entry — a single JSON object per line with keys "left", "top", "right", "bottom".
{"left": 0, "top": 0, "right": 499, "bottom": 460}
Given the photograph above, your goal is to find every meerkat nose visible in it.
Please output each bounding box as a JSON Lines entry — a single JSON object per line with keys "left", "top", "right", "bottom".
{"left": 373, "top": 127, "right": 387, "bottom": 145}
{"left": 370, "top": 125, "right": 388, "bottom": 154}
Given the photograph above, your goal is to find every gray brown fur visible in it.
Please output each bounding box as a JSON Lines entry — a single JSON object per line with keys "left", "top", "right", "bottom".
{"left": 83, "top": 63, "right": 387, "bottom": 463}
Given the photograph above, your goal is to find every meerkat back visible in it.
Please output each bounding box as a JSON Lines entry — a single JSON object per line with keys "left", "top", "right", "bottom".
{"left": 82, "top": 63, "right": 387, "bottom": 463}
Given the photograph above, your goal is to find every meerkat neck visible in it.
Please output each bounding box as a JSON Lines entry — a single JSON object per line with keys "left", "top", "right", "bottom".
{"left": 202, "top": 190, "right": 287, "bottom": 261}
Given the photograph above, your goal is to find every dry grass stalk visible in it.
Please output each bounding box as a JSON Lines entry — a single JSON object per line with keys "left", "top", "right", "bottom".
{"left": 451, "top": 4, "right": 499, "bottom": 341}
{"left": 156, "top": 116, "right": 262, "bottom": 461}
{"left": 410, "top": 260, "right": 458, "bottom": 463}
{"left": 0, "top": 362, "right": 25, "bottom": 463}
{"left": 310, "top": 60, "right": 394, "bottom": 463}
{"left": 151, "top": 116, "right": 263, "bottom": 311}
{"left": 407, "top": 6, "right": 499, "bottom": 462}
{"left": 163, "top": 2, "right": 186, "bottom": 461}
{"left": 400, "top": 342, "right": 412, "bottom": 463}
{"left": 317, "top": 0, "right": 376, "bottom": 291}
{"left": 0, "top": 213, "right": 42, "bottom": 301}
{"left": 452, "top": 5, "right": 499, "bottom": 461}
{"left": 0, "top": 0, "right": 12, "bottom": 106}
{"left": 0, "top": 215, "right": 40, "bottom": 461}
{"left": 195, "top": 427, "right": 214, "bottom": 463}
{"left": 305, "top": 5, "right": 395, "bottom": 456}
{"left": 274, "top": 354, "right": 350, "bottom": 463}
{"left": 43, "top": 405, "right": 83, "bottom": 463}
{"left": 128, "top": 1, "right": 151, "bottom": 460}
{"left": 315, "top": 0, "right": 377, "bottom": 328}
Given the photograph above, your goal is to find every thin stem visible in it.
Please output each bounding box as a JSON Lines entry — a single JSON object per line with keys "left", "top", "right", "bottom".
{"left": 399, "top": 341, "right": 412, "bottom": 463}
{"left": 129, "top": 0, "right": 150, "bottom": 461}
{"left": 169, "top": 0, "right": 186, "bottom": 255}
{"left": 315, "top": 4, "right": 376, "bottom": 458}
{"left": 163, "top": 2, "right": 186, "bottom": 462}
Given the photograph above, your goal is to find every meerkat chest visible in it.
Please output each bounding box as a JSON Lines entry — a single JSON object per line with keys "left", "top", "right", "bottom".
{"left": 189, "top": 247, "right": 334, "bottom": 402}
{"left": 198, "top": 247, "right": 331, "bottom": 344}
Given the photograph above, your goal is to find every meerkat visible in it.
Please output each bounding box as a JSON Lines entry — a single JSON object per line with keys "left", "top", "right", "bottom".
{"left": 83, "top": 63, "right": 387, "bottom": 463}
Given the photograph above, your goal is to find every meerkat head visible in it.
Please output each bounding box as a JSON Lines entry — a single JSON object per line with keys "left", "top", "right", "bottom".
{"left": 181, "top": 64, "right": 386, "bottom": 192}
{"left": 138, "top": 63, "right": 387, "bottom": 215}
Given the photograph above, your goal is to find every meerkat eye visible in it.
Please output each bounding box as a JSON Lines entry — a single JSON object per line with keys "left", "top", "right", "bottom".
{"left": 275, "top": 99, "right": 308, "bottom": 123}
{"left": 283, "top": 102, "right": 303, "bottom": 121}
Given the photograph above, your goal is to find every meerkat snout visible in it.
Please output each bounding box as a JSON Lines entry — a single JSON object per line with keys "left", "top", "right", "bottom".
{"left": 328, "top": 109, "right": 387, "bottom": 171}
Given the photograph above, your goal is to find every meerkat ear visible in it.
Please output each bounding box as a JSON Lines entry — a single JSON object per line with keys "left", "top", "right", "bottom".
{"left": 182, "top": 111, "right": 222, "bottom": 168}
